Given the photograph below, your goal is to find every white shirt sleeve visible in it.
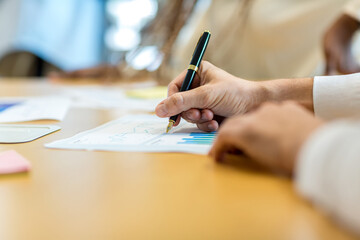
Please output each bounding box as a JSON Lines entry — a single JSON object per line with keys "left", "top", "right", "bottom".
{"left": 344, "top": 0, "right": 360, "bottom": 21}
{"left": 313, "top": 73, "right": 360, "bottom": 120}
{"left": 295, "top": 121, "right": 360, "bottom": 236}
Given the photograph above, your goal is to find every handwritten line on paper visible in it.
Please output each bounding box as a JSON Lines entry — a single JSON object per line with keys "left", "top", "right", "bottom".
{"left": 0, "top": 150, "right": 31, "bottom": 174}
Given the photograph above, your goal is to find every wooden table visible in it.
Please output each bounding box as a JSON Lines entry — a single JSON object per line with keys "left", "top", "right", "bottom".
{"left": 0, "top": 79, "right": 356, "bottom": 240}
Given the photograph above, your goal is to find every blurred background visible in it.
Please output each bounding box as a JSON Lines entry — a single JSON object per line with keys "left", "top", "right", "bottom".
{"left": 0, "top": 0, "right": 358, "bottom": 83}
{"left": 0, "top": 0, "right": 208, "bottom": 82}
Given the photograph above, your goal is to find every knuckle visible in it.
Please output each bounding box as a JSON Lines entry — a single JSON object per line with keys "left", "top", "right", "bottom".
{"left": 199, "top": 60, "right": 210, "bottom": 72}
{"left": 170, "top": 93, "right": 184, "bottom": 108}
{"left": 167, "top": 80, "right": 175, "bottom": 88}
{"left": 167, "top": 85, "right": 177, "bottom": 96}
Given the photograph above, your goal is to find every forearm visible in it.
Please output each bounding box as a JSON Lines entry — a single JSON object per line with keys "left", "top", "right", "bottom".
{"left": 257, "top": 72, "right": 360, "bottom": 120}
{"left": 259, "top": 78, "right": 314, "bottom": 112}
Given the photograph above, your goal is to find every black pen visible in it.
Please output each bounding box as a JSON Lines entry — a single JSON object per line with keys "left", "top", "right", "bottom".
{"left": 166, "top": 30, "right": 211, "bottom": 133}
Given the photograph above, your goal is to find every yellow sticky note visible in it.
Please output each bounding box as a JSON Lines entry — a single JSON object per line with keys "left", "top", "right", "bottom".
{"left": 126, "top": 86, "right": 167, "bottom": 99}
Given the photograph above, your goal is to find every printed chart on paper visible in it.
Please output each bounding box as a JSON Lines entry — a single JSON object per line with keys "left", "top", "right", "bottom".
{"left": 46, "top": 115, "right": 216, "bottom": 154}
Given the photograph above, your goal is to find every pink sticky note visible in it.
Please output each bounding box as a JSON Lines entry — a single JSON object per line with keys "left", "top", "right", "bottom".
{"left": 0, "top": 150, "right": 31, "bottom": 174}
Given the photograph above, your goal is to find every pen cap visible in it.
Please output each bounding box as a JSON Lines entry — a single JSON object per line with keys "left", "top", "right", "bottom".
{"left": 190, "top": 31, "right": 211, "bottom": 67}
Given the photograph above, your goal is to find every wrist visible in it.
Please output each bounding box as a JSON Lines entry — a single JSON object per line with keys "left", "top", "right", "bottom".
{"left": 236, "top": 79, "right": 270, "bottom": 113}
{"left": 260, "top": 78, "right": 314, "bottom": 112}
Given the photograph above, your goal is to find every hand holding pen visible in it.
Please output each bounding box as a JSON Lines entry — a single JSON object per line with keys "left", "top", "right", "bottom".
{"left": 155, "top": 52, "right": 267, "bottom": 132}
{"left": 164, "top": 31, "right": 211, "bottom": 133}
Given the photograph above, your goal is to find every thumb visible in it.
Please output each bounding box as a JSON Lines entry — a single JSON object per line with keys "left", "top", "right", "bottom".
{"left": 155, "top": 87, "right": 209, "bottom": 117}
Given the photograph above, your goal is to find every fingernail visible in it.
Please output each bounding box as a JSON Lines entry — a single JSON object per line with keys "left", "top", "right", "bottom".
{"left": 157, "top": 105, "right": 168, "bottom": 117}
{"left": 208, "top": 124, "right": 215, "bottom": 131}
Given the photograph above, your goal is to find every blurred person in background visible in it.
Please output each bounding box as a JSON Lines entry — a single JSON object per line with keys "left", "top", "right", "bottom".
{"left": 173, "top": 0, "right": 360, "bottom": 80}
{"left": 53, "top": 0, "right": 360, "bottom": 83}
{"left": 50, "top": 0, "right": 199, "bottom": 83}
{"left": 323, "top": 0, "right": 360, "bottom": 75}
{"left": 0, "top": 0, "right": 105, "bottom": 77}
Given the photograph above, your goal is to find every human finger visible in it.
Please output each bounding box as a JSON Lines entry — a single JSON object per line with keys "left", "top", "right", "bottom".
{"left": 209, "top": 131, "right": 237, "bottom": 162}
{"left": 181, "top": 109, "right": 202, "bottom": 123}
{"left": 181, "top": 109, "right": 214, "bottom": 123}
{"left": 196, "top": 120, "right": 219, "bottom": 132}
{"left": 208, "top": 118, "right": 242, "bottom": 161}
{"left": 155, "top": 86, "right": 210, "bottom": 118}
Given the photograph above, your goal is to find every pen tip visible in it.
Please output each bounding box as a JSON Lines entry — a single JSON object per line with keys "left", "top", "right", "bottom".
{"left": 166, "top": 121, "right": 174, "bottom": 133}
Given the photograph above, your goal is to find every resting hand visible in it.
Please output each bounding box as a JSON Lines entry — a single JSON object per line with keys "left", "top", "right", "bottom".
{"left": 209, "top": 102, "right": 324, "bottom": 175}
{"left": 155, "top": 61, "right": 265, "bottom": 131}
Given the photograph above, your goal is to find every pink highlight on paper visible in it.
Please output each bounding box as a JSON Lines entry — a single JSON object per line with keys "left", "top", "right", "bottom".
{"left": 0, "top": 150, "right": 31, "bottom": 174}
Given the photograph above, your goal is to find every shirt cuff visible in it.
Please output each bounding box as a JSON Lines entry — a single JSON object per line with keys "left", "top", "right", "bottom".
{"left": 344, "top": 0, "right": 360, "bottom": 21}
{"left": 313, "top": 73, "right": 360, "bottom": 120}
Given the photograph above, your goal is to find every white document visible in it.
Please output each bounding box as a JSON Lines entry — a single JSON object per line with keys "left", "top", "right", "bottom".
{"left": 46, "top": 115, "right": 216, "bottom": 154}
{"left": 0, "top": 96, "right": 71, "bottom": 123}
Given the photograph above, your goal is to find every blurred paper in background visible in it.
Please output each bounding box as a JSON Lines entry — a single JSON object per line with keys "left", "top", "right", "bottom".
{"left": 0, "top": 96, "right": 70, "bottom": 123}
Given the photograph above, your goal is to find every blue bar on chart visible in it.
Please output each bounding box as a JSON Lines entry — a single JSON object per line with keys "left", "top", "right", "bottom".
{"left": 177, "top": 132, "right": 216, "bottom": 145}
